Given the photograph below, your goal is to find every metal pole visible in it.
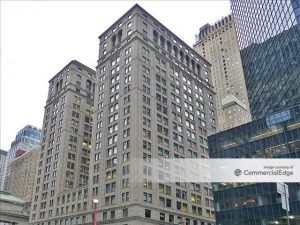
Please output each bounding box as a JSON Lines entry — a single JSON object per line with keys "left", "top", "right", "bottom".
{"left": 93, "top": 203, "right": 97, "bottom": 225}
{"left": 284, "top": 185, "right": 290, "bottom": 225}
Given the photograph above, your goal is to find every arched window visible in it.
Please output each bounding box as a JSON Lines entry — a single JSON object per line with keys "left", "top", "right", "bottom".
{"left": 167, "top": 41, "right": 172, "bottom": 53}
{"left": 160, "top": 36, "right": 165, "bottom": 49}
{"left": 196, "top": 64, "right": 201, "bottom": 75}
{"left": 112, "top": 35, "right": 117, "bottom": 47}
{"left": 185, "top": 55, "right": 190, "bottom": 68}
{"left": 173, "top": 46, "right": 178, "bottom": 58}
{"left": 191, "top": 60, "right": 195, "bottom": 72}
{"left": 118, "top": 30, "right": 123, "bottom": 43}
{"left": 179, "top": 51, "right": 184, "bottom": 63}
{"left": 153, "top": 30, "right": 158, "bottom": 44}
{"left": 86, "top": 80, "right": 92, "bottom": 92}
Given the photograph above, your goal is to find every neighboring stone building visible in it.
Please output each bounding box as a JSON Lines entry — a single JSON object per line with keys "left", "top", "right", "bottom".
{"left": 4, "top": 147, "right": 39, "bottom": 202}
{"left": 194, "top": 15, "right": 251, "bottom": 131}
{"left": 0, "top": 150, "right": 8, "bottom": 191}
{"left": 0, "top": 191, "right": 30, "bottom": 225}
{"left": 88, "top": 4, "right": 216, "bottom": 225}
{"left": 30, "top": 60, "right": 95, "bottom": 224}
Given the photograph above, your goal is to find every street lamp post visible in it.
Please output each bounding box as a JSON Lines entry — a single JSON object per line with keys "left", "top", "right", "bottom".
{"left": 92, "top": 199, "right": 99, "bottom": 225}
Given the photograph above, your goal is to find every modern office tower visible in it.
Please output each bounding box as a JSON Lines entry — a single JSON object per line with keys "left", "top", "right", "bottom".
{"left": 30, "top": 60, "right": 95, "bottom": 224}
{"left": 194, "top": 15, "right": 251, "bottom": 131}
{"left": 4, "top": 147, "right": 39, "bottom": 202}
{"left": 0, "top": 150, "right": 8, "bottom": 191}
{"left": 208, "top": 104, "right": 300, "bottom": 225}
{"left": 7, "top": 125, "right": 41, "bottom": 160}
{"left": 89, "top": 4, "right": 216, "bottom": 225}
{"left": 230, "top": 0, "right": 300, "bottom": 120}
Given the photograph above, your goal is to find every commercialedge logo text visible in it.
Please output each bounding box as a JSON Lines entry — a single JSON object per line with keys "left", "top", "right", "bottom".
{"left": 244, "top": 170, "right": 293, "bottom": 177}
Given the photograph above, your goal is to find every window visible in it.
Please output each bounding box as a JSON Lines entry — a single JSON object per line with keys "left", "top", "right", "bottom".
{"left": 105, "top": 182, "right": 116, "bottom": 193}
{"left": 143, "top": 192, "right": 152, "bottom": 203}
{"left": 123, "top": 165, "right": 130, "bottom": 175}
{"left": 143, "top": 140, "right": 151, "bottom": 151}
{"left": 105, "top": 195, "right": 116, "bottom": 206}
{"left": 143, "top": 106, "right": 151, "bottom": 116}
{"left": 107, "top": 146, "right": 117, "bottom": 157}
{"left": 143, "top": 128, "right": 151, "bottom": 139}
{"left": 123, "top": 208, "right": 128, "bottom": 218}
{"left": 106, "top": 158, "right": 117, "bottom": 168}
{"left": 143, "top": 179, "right": 152, "bottom": 189}
{"left": 122, "top": 178, "right": 130, "bottom": 188}
{"left": 145, "top": 209, "right": 151, "bottom": 218}
{"left": 122, "top": 192, "right": 130, "bottom": 202}
{"left": 143, "top": 117, "right": 151, "bottom": 127}
{"left": 123, "top": 152, "right": 130, "bottom": 162}
{"left": 143, "top": 166, "right": 152, "bottom": 176}
{"left": 125, "top": 47, "right": 132, "bottom": 55}
{"left": 108, "top": 135, "right": 118, "bottom": 145}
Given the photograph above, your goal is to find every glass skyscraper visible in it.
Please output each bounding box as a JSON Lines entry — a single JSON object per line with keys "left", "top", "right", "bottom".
{"left": 8, "top": 124, "right": 41, "bottom": 160}
{"left": 230, "top": 0, "right": 300, "bottom": 120}
{"left": 209, "top": 104, "right": 300, "bottom": 225}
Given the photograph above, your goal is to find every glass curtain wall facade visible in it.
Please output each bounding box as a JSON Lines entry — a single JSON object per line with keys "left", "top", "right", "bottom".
{"left": 208, "top": 104, "right": 300, "bottom": 225}
{"left": 8, "top": 125, "right": 41, "bottom": 160}
{"left": 230, "top": 0, "right": 300, "bottom": 120}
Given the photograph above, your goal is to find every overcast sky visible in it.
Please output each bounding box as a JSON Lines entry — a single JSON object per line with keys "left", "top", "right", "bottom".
{"left": 1, "top": 1, "right": 230, "bottom": 150}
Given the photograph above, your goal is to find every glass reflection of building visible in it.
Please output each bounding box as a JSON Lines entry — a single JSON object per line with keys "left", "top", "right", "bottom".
{"left": 230, "top": 0, "right": 300, "bottom": 120}
{"left": 208, "top": 104, "right": 300, "bottom": 225}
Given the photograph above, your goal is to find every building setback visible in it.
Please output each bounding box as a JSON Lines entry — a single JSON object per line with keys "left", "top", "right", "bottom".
{"left": 30, "top": 60, "right": 95, "bottom": 224}
{"left": 208, "top": 104, "right": 300, "bottom": 225}
{"left": 230, "top": 0, "right": 300, "bottom": 120}
{"left": 89, "top": 4, "right": 216, "bottom": 225}
{"left": 4, "top": 147, "right": 39, "bottom": 202}
{"left": 194, "top": 15, "right": 251, "bottom": 131}
{"left": 0, "top": 150, "right": 8, "bottom": 191}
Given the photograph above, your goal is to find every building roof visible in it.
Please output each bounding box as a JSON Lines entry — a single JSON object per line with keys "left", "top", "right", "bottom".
{"left": 0, "top": 191, "right": 26, "bottom": 204}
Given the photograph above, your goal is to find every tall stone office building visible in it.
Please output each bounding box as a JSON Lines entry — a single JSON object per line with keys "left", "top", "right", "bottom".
{"left": 230, "top": 0, "right": 300, "bottom": 119}
{"left": 30, "top": 60, "right": 95, "bottom": 224}
{"left": 90, "top": 4, "right": 216, "bottom": 225}
{"left": 194, "top": 15, "right": 251, "bottom": 131}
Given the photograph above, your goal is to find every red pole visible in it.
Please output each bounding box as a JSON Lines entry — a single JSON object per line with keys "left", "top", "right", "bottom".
{"left": 93, "top": 203, "right": 97, "bottom": 225}
{"left": 182, "top": 217, "right": 186, "bottom": 225}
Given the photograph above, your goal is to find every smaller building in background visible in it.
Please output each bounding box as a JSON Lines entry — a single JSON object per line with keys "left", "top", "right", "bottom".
{"left": 208, "top": 104, "right": 300, "bottom": 225}
{"left": 194, "top": 15, "right": 251, "bottom": 131}
{"left": 0, "top": 191, "right": 30, "bottom": 225}
{"left": 8, "top": 125, "right": 41, "bottom": 160}
{"left": 0, "top": 150, "right": 8, "bottom": 191}
{"left": 4, "top": 125, "right": 41, "bottom": 192}
{"left": 4, "top": 147, "right": 39, "bottom": 202}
